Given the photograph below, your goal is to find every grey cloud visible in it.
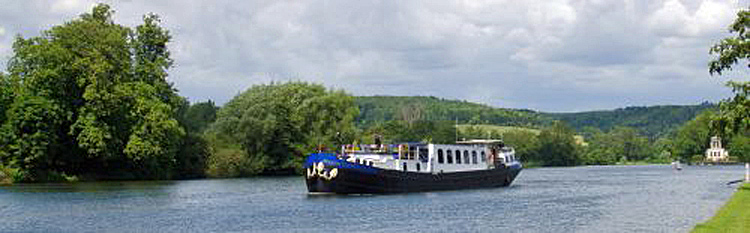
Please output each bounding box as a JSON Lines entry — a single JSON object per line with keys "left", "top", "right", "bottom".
{"left": 0, "top": 0, "right": 748, "bottom": 112}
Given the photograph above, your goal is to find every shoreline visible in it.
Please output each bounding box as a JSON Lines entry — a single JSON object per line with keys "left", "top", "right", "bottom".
{"left": 692, "top": 182, "right": 750, "bottom": 232}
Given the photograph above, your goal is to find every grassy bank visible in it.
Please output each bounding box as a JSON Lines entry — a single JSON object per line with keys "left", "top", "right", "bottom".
{"left": 692, "top": 182, "right": 750, "bottom": 233}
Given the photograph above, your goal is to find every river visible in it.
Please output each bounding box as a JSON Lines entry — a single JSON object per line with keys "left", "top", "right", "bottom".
{"left": 0, "top": 165, "right": 744, "bottom": 233}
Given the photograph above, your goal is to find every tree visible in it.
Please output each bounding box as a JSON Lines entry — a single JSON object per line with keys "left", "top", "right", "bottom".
{"left": 182, "top": 100, "right": 218, "bottom": 134}
{"left": 1, "top": 4, "right": 186, "bottom": 181}
{"left": 501, "top": 129, "right": 539, "bottom": 163}
{"left": 535, "top": 121, "right": 579, "bottom": 166}
{"left": 709, "top": 9, "right": 750, "bottom": 76}
{"left": 707, "top": 7, "right": 750, "bottom": 164}
{"left": 672, "top": 111, "right": 715, "bottom": 163}
{"left": 728, "top": 134, "right": 750, "bottom": 163}
{"left": 0, "top": 72, "right": 12, "bottom": 124}
{"left": 209, "top": 82, "right": 359, "bottom": 176}
{"left": 396, "top": 103, "right": 424, "bottom": 127}
{"left": 709, "top": 7, "right": 750, "bottom": 136}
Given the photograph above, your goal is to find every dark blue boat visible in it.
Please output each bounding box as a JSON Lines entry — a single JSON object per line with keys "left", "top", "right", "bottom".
{"left": 305, "top": 140, "right": 522, "bottom": 194}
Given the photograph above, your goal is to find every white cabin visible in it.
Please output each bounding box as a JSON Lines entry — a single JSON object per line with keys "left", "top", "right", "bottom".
{"left": 341, "top": 140, "right": 518, "bottom": 174}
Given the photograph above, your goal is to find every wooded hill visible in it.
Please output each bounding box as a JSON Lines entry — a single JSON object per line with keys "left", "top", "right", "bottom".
{"left": 356, "top": 96, "right": 549, "bottom": 128}
{"left": 355, "top": 96, "right": 716, "bottom": 138}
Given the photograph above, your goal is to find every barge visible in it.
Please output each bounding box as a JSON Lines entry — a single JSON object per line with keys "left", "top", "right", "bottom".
{"left": 304, "top": 140, "right": 522, "bottom": 194}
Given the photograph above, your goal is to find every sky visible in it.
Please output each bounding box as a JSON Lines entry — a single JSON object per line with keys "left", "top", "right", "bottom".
{"left": 1, "top": 0, "right": 749, "bottom": 112}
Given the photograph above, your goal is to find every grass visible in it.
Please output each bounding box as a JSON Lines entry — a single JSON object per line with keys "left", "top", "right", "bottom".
{"left": 692, "top": 182, "right": 750, "bottom": 233}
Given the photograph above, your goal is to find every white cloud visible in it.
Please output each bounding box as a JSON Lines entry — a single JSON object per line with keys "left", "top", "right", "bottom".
{"left": 648, "top": 0, "right": 736, "bottom": 37}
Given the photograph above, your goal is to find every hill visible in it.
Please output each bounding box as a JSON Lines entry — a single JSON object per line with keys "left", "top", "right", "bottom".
{"left": 355, "top": 96, "right": 715, "bottom": 139}
{"left": 546, "top": 103, "right": 716, "bottom": 138}
{"left": 355, "top": 96, "right": 551, "bottom": 127}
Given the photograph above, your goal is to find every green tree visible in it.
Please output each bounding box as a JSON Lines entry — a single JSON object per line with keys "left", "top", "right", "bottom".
{"left": 728, "top": 134, "right": 750, "bottom": 163}
{"left": 0, "top": 72, "right": 12, "bottom": 124}
{"left": 501, "top": 129, "right": 539, "bottom": 163}
{"left": 182, "top": 100, "right": 218, "bottom": 134}
{"left": 582, "top": 126, "right": 652, "bottom": 165}
{"left": 209, "top": 82, "right": 359, "bottom": 176}
{"left": 1, "top": 95, "right": 65, "bottom": 180}
{"left": 672, "top": 111, "right": 715, "bottom": 163}
{"left": 609, "top": 127, "right": 651, "bottom": 161}
{"left": 581, "top": 129, "right": 619, "bottom": 165}
{"left": 709, "top": 7, "right": 750, "bottom": 137}
{"left": 535, "top": 121, "right": 579, "bottom": 166}
{"left": 1, "top": 4, "right": 186, "bottom": 180}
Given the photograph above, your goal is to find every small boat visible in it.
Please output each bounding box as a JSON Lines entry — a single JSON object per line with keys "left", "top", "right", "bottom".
{"left": 672, "top": 161, "right": 682, "bottom": 171}
{"left": 304, "top": 139, "right": 522, "bottom": 194}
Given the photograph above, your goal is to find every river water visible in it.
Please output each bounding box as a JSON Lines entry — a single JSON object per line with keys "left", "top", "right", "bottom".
{"left": 0, "top": 165, "right": 744, "bottom": 233}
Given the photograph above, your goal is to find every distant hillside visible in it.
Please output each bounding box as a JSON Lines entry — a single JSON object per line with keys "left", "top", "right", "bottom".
{"left": 355, "top": 96, "right": 715, "bottom": 139}
{"left": 355, "top": 96, "right": 551, "bottom": 127}
{"left": 545, "top": 103, "right": 716, "bottom": 138}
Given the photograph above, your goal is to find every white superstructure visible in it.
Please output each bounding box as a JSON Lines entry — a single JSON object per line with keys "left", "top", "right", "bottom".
{"left": 341, "top": 140, "right": 518, "bottom": 174}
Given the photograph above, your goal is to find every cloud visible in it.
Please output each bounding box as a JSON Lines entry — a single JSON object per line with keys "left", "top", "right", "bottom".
{"left": 0, "top": 0, "right": 748, "bottom": 111}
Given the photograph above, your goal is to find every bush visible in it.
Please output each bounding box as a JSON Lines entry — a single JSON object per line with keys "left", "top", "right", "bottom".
{"left": 206, "top": 146, "right": 254, "bottom": 178}
{"left": 0, "top": 165, "right": 21, "bottom": 184}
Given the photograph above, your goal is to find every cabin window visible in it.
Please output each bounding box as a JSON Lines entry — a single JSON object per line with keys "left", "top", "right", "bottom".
{"left": 447, "top": 150, "right": 453, "bottom": 164}
{"left": 456, "top": 150, "right": 462, "bottom": 164}
{"left": 419, "top": 148, "right": 429, "bottom": 162}
{"left": 464, "top": 150, "right": 470, "bottom": 165}
{"left": 369, "top": 161, "right": 374, "bottom": 166}
{"left": 481, "top": 151, "right": 486, "bottom": 162}
{"left": 403, "top": 162, "right": 408, "bottom": 171}
{"left": 472, "top": 151, "right": 478, "bottom": 164}
{"left": 438, "top": 149, "right": 444, "bottom": 164}
{"left": 416, "top": 163, "right": 421, "bottom": 172}
{"left": 408, "top": 146, "right": 416, "bottom": 160}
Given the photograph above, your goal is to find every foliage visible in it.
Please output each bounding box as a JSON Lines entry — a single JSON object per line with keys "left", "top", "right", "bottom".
{"left": 709, "top": 8, "right": 750, "bottom": 76}
{"left": 1, "top": 95, "right": 66, "bottom": 181}
{"left": 0, "top": 72, "right": 13, "bottom": 124}
{"left": 534, "top": 121, "right": 579, "bottom": 166}
{"left": 182, "top": 100, "right": 218, "bottom": 134}
{"left": 581, "top": 127, "right": 652, "bottom": 165}
{"left": 0, "top": 4, "right": 196, "bottom": 181}
{"left": 713, "top": 82, "right": 750, "bottom": 136}
{"left": 728, "top": 134, "right": 750, "bottom": 163}
{"left": 500, "top": 129, "right": 539, "bottom": 163}
{"left": 173, "top": 133, "right": 209, "bottom": 179}
{"left": 384, "top": 120, "right": 456, "bottom": 144}
{"left": 671, "top": 111, "right": 716, "bottom": 163}
{"left": 708, "top": 7, "right": 750, "bottom": 162}
{"left": 209, "top": 82, "right": 359, "bottom": 176}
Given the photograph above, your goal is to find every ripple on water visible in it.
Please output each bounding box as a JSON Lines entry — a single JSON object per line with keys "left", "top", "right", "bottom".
{"left": 0, "top": 165, "right": 744, "bottom": 233}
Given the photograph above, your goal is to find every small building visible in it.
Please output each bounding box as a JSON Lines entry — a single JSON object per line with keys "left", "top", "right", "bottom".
{"left": 705, "top": 136, "right": 729, "bottom": 162}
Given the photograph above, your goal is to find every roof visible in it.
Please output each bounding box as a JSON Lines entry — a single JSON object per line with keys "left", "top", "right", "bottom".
{"left": 455, "top": 139, "right": 504, "bottom": 145}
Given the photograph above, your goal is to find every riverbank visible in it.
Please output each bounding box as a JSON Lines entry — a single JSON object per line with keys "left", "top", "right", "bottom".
{"left": 692, "top": 182, "right": 750, "bottom": 233}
